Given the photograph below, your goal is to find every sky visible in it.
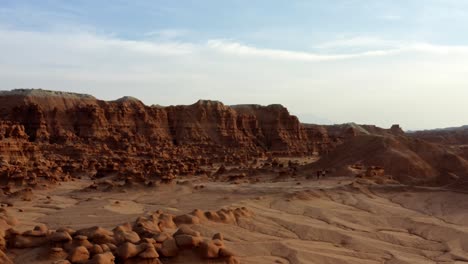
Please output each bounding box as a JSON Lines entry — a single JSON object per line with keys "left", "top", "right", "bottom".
{"left": 1, "top": 0, "right": 468, "bottom": 130}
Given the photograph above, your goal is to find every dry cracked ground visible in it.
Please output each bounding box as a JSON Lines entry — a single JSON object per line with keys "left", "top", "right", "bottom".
{"left": 5, "top": 175, "right": 468, "bottom": 264}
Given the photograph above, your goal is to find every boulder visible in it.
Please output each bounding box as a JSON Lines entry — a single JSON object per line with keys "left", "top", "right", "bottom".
{"left": 116, "top": 242, "right": 144, "bottom": 259}
{"left": 173, "top": 225, "right": 200, "bottom": 237}
{"left": 76, "top": 227, "right": 114, "bottom": 244}
{"left": 50, "top": 231, "right": 73, "bottom": 243}
{"left": 199, "top": 240, "right": 220, "bottom": 258}
{"left": 174, "top": 234, "right": 202, "bottom": 249}
{"left": 67, "top": 246, "right": 90, "bottom": 263}
{"left": 159, "top": 238, "right": 178, "bottom": 257}
{"left": 11, "top": 235, "right": 48, "bottom": 248}
{"left": 174, "top": 214, "right": 200, "bottom": 225}
{"left": 88, "top": 252, "right": 116, "bottom": 264}
{"left": 212, "top": 233, "right": 224, "bottom": 241}
{"left": 219, "top": 247, "right": 236, "bottom": 257}
{"left": 113, "top": 227, "right": 140, "bottom": 245}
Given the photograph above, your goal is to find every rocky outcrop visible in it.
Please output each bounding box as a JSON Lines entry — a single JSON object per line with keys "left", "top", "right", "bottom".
{"left": 6, "top": 207, "right": 249, "bottom": 264}
{"left": 0, "top": 90, "right": 327, "bottom": 154}
{"left": 1, "top": 89, "right": 466, "bottom": 186}
{"left": 0, "top": 89, "right": 334, "bottom": 186}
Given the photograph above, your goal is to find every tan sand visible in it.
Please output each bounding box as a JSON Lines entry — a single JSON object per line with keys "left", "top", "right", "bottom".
{"left": 4, "top": 175, "right": 468, "bottom": 264}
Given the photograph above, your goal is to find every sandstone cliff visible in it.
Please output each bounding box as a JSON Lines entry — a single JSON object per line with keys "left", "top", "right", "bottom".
{"left": 0, "top": 89, "right": 329, "bottom": 154}
{"left": 0, "top": 89, "right": 334, "bottom": 186}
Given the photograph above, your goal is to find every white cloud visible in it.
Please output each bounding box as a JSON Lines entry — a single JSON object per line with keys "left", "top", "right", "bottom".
{"left": 312, "top": 36, "right": 468, "bottom": 56}
{"left": 380, "top": 15, "right": 402, "bottom": 21}
{"left": 0, "top": 29, "right": 195, "bottom": 62}
{"left": 1, "top": 28, "right": 468, "bottom": 130}
{"left": 406, "top": 42, "right": 468, "bottom": 54}
{"left": 207, "top": 39, "right": 398, "bottom": 61}
{"left": 207, "top": 38, "right": 468, "bottom": 62}
{"left": 314, "top": 37, "right": 401, "bottom": 50}
{"left": 144, "top": 29, "right": 190, "bottom": 40}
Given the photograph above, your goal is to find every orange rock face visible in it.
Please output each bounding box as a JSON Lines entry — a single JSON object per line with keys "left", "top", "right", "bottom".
{"left": 0, "top": 89, "right": 331, "bottom": 186}
{"left": 0, "top": 90, "right": 327, "bottom": 152}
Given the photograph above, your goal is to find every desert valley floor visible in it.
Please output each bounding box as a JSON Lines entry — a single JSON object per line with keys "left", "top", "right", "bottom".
{"left": 4, "top": 169, "right": 468, "bottom": 264}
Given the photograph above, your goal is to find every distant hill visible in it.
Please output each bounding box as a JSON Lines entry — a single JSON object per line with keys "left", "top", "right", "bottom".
{"left": 303, "top": 123, "right": 468, "bottom": 185}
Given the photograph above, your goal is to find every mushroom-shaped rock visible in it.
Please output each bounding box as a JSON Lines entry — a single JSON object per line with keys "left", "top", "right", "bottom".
{"left": 35, "top": 224, "right": 48, "bottom": 232}
{"left": 133, "top": 218, "right": 161, "bottom": 237}
{"left": 23, "top": 224, "right": 49, "bottom": 237}
{"left": 159, "top": 238, "right": 178, "bottom": 257}
{"left": 138, "top": 243, "right": 159, "bottom": 258}
{"left": 88, "top": 252, "right": 115, "bottom": 264}
{"left": 173, "top": 225, "right": 200, "bottom": 237}
{"left": 113, "top": 223, "right": 133, "bottom": 233}
{"left": 57, "top": 227, "right": 76, "bottom": 236}
{"left": 175, "top": 234, "right": 202, "bottom": 249}
{"left": 50, "top": 231, "right": 73, "bottom": 243}
{"left": 11, "top": 235, "right": 48, "bottom": 248}
{"left": 116, "top": 242, "right": 143, "bottom": 259}
{"left": 174, "top": 214, "right": 200, "bottom": 225}
{"left": 91, "top": 244, "right": 104, "bottom": 255}
{"left": 67, "top": 246, "right": 90, "bottom": 263}
{"left": 190, "top": 209, "right": 206, "bottom": 220}
{"left": 219, "top": 247, "right": 235, "bottom": 257}
{"left": 100, "top": 244, "right": 111, "bottom": 252}
{"left": 106, "top": 243, "right": 117, "bottom": 252}
{"left": 155, "top": 213, "right": 176, "bottom": 229}
{"left": 217, "top": 210, "right": 236, "bottom": 223}
{"left": 70, "top": 235, "right": 94, "bottom": 250}
{"left": 76, "top": 227, "right": 114, "bottom": 244}
{"left": 113, "top": 228, "right": 140, "bottom": 245}
{"left": 153, "top": 232, "right": 170, "bottom": 243}
{"left": 204, "top": 211, "right": 221, "bottom": 222}
{"left": 234, "top": 207, "right": 253, "bottom": 218}
{"left": 44, "top": 247, "right": 68, "bottom": 261}
{"left": 213, "top": 233, "right": 224, "bottom": 241}
{"left": 140, "top": 238, "right": 156, "bottom": 245}
{"left": 212, "top": 239, "right": 224, "bottom": 247}
{"left": 199, "top": 240, "right": 220, "bottom": 259}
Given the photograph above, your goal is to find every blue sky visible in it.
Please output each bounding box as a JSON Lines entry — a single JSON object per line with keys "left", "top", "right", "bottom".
{"left": 1, "top": 0, "right": 468, "bottom": 129}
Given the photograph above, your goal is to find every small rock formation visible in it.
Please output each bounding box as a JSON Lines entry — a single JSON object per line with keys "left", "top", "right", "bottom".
{"left": 3, "top": 207, "right": 249, "bottom": 263}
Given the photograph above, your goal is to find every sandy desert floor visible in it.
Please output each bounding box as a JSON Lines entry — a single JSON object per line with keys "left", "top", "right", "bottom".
{"left": 4, "top": 173, "right": 468, "bottom": 264}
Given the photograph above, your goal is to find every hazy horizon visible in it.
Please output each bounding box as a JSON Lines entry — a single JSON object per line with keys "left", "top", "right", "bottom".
{"left": 1, "top": 1, "right": 468, "bottom": 130}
